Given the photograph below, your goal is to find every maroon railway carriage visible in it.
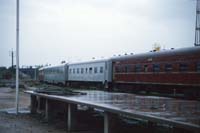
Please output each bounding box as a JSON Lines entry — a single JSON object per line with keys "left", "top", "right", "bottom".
{"left": 112, "top": 47, "right": 200, "bottom": 96}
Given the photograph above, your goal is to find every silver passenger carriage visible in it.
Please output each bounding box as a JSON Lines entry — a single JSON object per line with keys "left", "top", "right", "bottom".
{"left": 43, "top": 64, "right": 68, "bottom": 85}
{"left": 68, "top": 59, "right": 112, "bottom": 88}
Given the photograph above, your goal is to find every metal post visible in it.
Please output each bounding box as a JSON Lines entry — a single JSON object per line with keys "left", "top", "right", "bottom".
{"left": 67, "top": 104, "right": 71, "bottom": 132}
{"left": 15, "top": 0, "right": 20, "bottom": 114}
{"left": 30, "top": 95, "right": 37, "bottom": 114}
{"left": 11, "top": 50, "right": 14, "bottom": 69}
{"left": 45, "top": 99, "right": 49, "bottom": 120}
{"left": 195, "top": 0, "right": 200, "bottom": 46}
{"left": 104, "top": 112, "right": 109, "bottom": 133}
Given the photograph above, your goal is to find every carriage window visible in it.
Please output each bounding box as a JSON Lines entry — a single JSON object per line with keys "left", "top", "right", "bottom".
{"left": 89, "top": 67, "right": 92, "bottom": 74}
{"left": 179, "top": 63, "right": 188, "bottom": 72}
{"left": 69, "top": 69, "right": 72, "bottom": 74}
{"left": 73, "top": 68, "right": 75, "bottom": 74}
{"left": 124, "top": 66, "right": 128, "bottom": 73}
{"left": 77, "top": 68, "right": 80, "bottom": 74}
{"left": 197, "top": 62, "right": 200, "bottom": 72}
{"left": 81, "top": 68, "right": 84, "bottom": 74}
{"left": 115, "top": 66, "right": 120, "bottom": 73}
{"left": 153, "top": 64, "right": 160, "bottom": 72}
{"left": 144, "top": 65, "right": 148, "bottom": 72}
{"left": 100, "top": 67, "right": 104, "bottom": 73}
{"left": 135, "top": 64, "right": 141, "bottom": 72}
{"left": 165, "top": 64, "right": 172, "bottom": 72}
{"left": 85, "top": 68, "right": 88, "bottom": 73}
{"left": 94, "top": 67, "right": 98, "bottom": 74}
{"left": 125, "top": 65, "right": 132, "bottom": 73}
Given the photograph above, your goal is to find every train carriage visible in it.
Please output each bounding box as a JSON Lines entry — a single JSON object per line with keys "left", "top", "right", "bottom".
{"left": 43, "top": 64, "right": 68, "bottom": 85}
{"left": 67, "top": 59, "right": 112, "bottom": 88}
{"left": 112, "top": 47, "right": 200, "bottom": 96}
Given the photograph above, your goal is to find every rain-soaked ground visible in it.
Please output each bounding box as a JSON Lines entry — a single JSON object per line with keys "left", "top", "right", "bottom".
{"left": 27, "top": 90, "right": 200, "bottom": 131}
{"left": 0, "top": 87, "right": 100, "bottom": 133}
{"left": 73, "top": 91, "right": 200, "bottom": 125}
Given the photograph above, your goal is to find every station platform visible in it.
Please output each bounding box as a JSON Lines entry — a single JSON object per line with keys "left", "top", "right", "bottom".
{"left": 25, "top": 90, "right": 200, "bottom": 133}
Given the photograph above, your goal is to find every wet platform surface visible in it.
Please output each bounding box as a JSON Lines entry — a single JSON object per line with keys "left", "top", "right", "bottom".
{"left": 26, "top": 90, "right": 200, "bottom": 131}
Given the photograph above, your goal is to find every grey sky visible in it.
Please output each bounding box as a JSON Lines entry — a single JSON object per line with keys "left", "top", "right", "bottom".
{"left": 0, "top": 0, "right": 196, "bottom": 67}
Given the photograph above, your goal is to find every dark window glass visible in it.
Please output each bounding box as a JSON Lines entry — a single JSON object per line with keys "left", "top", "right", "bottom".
{"left": 144, "top": 65, "right": 148, "bottom": 72}
{"left": 153, "top": 64, "right": 160, "bottom": 72}
{"left": 69, "top": 69, "right": 72, "bottom": 74}
{"left": 94, "top": 67, "right": 98, "bottom": 73}
{"left": 81, "top": 68, "right": 84, "bottom": 74}
{"left": 179, "top": 63, "right": 188, "bottom": 72}
{"left": 197, "top": 62, "right": 200, "bottom": 72}
{"left": 73, "top": 68, "right": 75, "bottom": 74}
{"left": 89, "top": 67, "right": 92, "bottom": 74}
{"left": 100, "top": 67, "right": 104, "bottom": 73}
{"left": 124, "top": 66, "right": 128, "bottom": 73}
{"left": 77, "top": 68, "right": 79, "bottom": 74}
{"left": 135, "top": 64, "right": 141, "bottom": 72}
{"left": 85, "top": 68, "right": 88, "bottom": 73}
{"left": 165, "top": 64, "right": 172, "bottom": 72}
{"left": 115, "top": 66, "right": 120, "bottom": 73}
{"left": 124, "top": 65, "right": 132, "bottom": 73}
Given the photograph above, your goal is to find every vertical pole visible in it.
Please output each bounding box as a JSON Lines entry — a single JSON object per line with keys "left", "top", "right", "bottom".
{"left": 195, "top": 0, "right": 200, "bottom": 46}
{"left": 30, "top": 95, "right": 37, "bottom": 114}
{"left": 67, "top": 104, "right": 71, "bottom": 132}
{"left": 16, "top": 0, "right": 20, "bottom": 114}
{"left": 104, "top": 112, "right": 109, "bottom": 133}
{"left": 11, "top": 50, "right": 14, "bottom": 69}
{"left": 35, "top": 68, "right": 37, "bottom": 80}
{"left": 45, "top": 99, "right": 49, "bottom": 120}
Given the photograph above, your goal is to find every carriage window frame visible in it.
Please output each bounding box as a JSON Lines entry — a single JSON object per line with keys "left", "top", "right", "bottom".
{"left": 81, "top": 68, "right": 84, "bottom": 74}
{"left": 179, "top": 63, "right": 188, "bottom": 72}
{"left": 73, "top": 68, "right": 75, "bottom": 74}
{"left": 124, "top": 65, "right": 132, "bottom": 73}
{"left": 94, "top": 67, "right": 98, "bottom": 74}
{"left": 100, "top": 66, "right": 104, "bottom": 73}
{"left": 77, "top": 68, "right": 80, "bottom": 74}
{"left": 115, "top": 66, "right": 120, "bottom": 73}
{"left": 197, "top": 62, "right": 200, "bottom": 72}
{"left": 153, "top": 64, "right": 160, "bottom": 72}
{"left": 144, "top": 65, "right": 148, "bottom": 72}
{"left": 165, "top": 64, "right": 172, "bottom": 72}
{"left": 89, "top": 67, "right": 93, "bottom": 74}
{"left": 85, "top": 68, "right": 88, "bottom": 73}
{"left": 69, "top": 69, "right": 72, "bottom": 74}
{"left": 135, "top": 64, "right": 142, "bottom": 72}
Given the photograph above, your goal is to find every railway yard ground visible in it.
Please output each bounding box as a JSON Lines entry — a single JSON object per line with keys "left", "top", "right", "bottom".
{"left": 0, "top": 82, "right": 101, "bottom": 133}
{"left": 0, "top": 80, "right": 200, "bottom": 133}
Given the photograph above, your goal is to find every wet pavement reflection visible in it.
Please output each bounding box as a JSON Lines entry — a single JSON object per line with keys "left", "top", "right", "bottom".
{"left": 68, "top": 90, "right": 200, "bottom": 126}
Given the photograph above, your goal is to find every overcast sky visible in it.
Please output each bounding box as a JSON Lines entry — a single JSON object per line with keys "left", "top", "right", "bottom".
{"left": 0, "top": 0, "right": 197, "bottom": 67}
